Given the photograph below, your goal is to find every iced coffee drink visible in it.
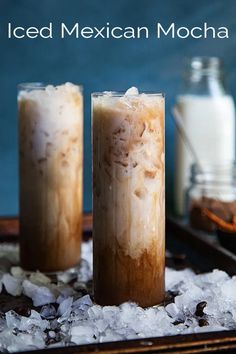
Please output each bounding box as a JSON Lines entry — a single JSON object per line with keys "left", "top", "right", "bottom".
{"left": 92, "top": 87, "right": 165, "bottom": 307}
{"left": 18, "top": 83, "right": 83, "bottom": 272}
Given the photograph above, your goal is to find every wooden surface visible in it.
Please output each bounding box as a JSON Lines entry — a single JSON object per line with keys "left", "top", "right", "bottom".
{"left": 1, "top": 215, "right": 236, "bottom": 353}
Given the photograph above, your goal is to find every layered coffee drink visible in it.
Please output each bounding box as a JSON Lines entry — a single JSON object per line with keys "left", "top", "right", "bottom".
{"left": 18, "top": 83, "right": 83, "bottom": 272}
{"left": 92, "top": 87, "right": 165, "bottom": 307}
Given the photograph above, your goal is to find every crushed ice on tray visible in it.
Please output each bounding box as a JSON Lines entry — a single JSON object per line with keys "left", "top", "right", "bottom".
{"left": 0, "top": 241, "right": 236, "bottom": 352}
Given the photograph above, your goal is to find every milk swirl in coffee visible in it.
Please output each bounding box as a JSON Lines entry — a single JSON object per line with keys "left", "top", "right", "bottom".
{"left": 92, "top": 87, "right": 165, "bottom": 307}
{"left": 18, "top": 83, "right": 83, "bottom": 272}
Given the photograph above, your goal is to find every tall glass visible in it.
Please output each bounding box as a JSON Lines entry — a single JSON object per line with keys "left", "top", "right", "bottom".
{"left": 92, "top": 90, "right": 165, "bottom": 306}
{"left": 18, "top": 82, "right": 83, "bottom": 272}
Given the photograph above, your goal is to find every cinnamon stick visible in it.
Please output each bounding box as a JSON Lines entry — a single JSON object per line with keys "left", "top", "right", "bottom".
{"left": 202, "top": 208, "right": 236, "bottom": 232}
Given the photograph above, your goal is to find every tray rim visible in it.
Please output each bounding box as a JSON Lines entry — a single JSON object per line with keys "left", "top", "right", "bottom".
{"left": 5, "top": 329, "right": 236, "bottom": 354}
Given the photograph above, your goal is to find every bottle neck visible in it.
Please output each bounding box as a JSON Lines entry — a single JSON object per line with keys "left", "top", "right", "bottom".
{"left": 182, "top": 69, "right": 226, "bottom": 96}
{"left": 191, "top": 163, "right": 236, "bottom": 186}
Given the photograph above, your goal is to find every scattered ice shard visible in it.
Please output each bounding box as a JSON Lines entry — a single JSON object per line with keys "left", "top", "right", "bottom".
{"left": 40, "top": 304, "right": 57, "bottom": 319}
{"left": 19, "top": 310, "right": 49, "bottom": 332}
{"left": 29, "top": 272, "right": 51, "bottom": 285}
{"left": 57, "top": 297, "right": 73, "bottom": 318}
{"left": 72, "top": 294, "right": 93, "bottom": 311}
{"left": 6, "top": 310, "right": 21, "bottom": 329}
{"left": 70, "top": 324, "right": 98, "bottom": 345}
{"left": 165, "top": 302, "right": 183, "bottom": 321}
{"left": 77, "top": 259, "right": 92, "bottom": 282}
{"left": 2, "top": 273, "right": 22, "bottom": 296}
{"left": 0, "top": 241, "right": 236, "bottom": 352}
{"left": 22, "top": 280, "right": 56, "bottom": 306}
{"left": 57, "top": 270, "right": 77, "bottom": 284}
{"left": 165, "top": 268, "right": 195, "bottom": 292}
{"left": 124, "top": 86, "right": 139, "bottom": 95}
{"left": 11, "top": 266, "right": 25, "bottom": 279}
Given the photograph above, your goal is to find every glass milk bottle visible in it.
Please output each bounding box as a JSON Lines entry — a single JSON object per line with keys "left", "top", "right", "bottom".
{"left": 174, "top": 57, "right": 236, "bottom": 216}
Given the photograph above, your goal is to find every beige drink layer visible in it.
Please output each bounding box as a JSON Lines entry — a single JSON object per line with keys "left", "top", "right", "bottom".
{"left": 93, "top": 89, "right": 165, "bottom": 306}
{"left": 19, "top": 83, "right": 83, "bottom": 271}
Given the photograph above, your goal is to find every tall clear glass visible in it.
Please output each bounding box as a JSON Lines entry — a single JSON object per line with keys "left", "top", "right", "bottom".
{"left": 92, "top": 91, "right": 165, "bottom": 306}
{"left": 18, "top": 82, "right": 83, "bottom": 272}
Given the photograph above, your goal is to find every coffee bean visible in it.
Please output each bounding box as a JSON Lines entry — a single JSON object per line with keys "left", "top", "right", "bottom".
{"left": 195, "top": 301, "right": 207, "bottom": 317}
{"left": 199, "top": 318, "right": 209, "bottom": 327}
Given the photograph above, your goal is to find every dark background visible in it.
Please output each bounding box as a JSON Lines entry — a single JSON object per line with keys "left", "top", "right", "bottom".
{"left": 0, "top": 0, "right": 236, "bottom": 215}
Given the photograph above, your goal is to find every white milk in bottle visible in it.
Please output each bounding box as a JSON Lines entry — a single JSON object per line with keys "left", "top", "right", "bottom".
{"left": 174, "top": 57, "right": 235, "bottom": 215}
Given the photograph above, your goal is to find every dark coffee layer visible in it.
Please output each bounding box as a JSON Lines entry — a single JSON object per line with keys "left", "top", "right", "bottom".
{"left": 94, "top": 241, "right": 165, "bottom": 307}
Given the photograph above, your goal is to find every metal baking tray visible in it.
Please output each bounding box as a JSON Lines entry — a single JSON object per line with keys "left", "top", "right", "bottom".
{"left": 1, "top": 214, "right": 236, "bottom": 353}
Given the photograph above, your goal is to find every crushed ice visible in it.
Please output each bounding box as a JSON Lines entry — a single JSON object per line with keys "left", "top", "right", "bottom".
{"left": 0, "top": 241, "right": 236, "bottom": 352}
{"left": 124, "top": 87, "right": 139, "bottom": 96}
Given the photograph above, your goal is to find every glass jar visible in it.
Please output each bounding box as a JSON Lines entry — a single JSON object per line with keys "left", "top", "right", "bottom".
{"left": 188, "top": 162, "right": 236, "bottom": 232}
{"left": 174, "top": 57, "right": 235, "bottom": 217}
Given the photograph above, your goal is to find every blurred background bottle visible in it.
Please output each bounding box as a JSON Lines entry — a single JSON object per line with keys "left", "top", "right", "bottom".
{"left": 174, "top": 57, "right": 236, "bottom": 216}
